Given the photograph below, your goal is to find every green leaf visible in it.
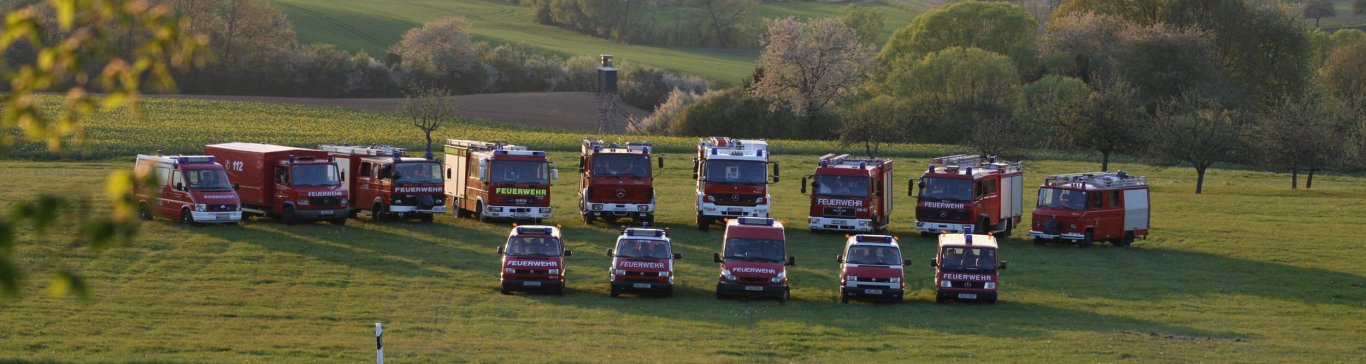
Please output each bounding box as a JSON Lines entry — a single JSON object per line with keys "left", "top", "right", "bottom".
{"left": 50, "top": 270, "right": 89, "bottom": 301}
{"left": 0, "top": 256, "right": 18, "bottom": 298}
{"left": 54, "top": 0, "right": 76, "bottom": 30}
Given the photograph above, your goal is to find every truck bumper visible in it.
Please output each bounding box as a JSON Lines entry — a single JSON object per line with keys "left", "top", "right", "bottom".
{"left": 294, "top": 208, "right": 349, "bottom": 220}
{"left": 936, "top": 289, "right": 997, "bottom": 302}
{"left": 844, "top": 282, "right": 904, "bottom": 299}
{"left": 809, "top": 216, "right": 875, "bottom": 232}
{"left": 916, "top": 220, "right": 974, "bottom": 234}
{"left": 585, "top": 201, "right": 653, "bottom": 219}
{"left": 390, "top": 205, "right": 447, "bottom": 215}
{"left": 191, "top": 211, "right": 242, "bottom": 223}
{"left": 501, "top": 277, "right": 563, "bottom": 292}
{"left": 699, "top": 202, "right": 769, "bottom": 218}
{"left": 611, "top": 278, "right": 672, "bottom": 293}
{"left": 485, "top": 205, "right": 551, "bottom": 219}
{"left": 716, "top": 281, "right": 787, "bottom": 299}
{"left": 1030, "top": 231, "right": 1086, "bottom": 241}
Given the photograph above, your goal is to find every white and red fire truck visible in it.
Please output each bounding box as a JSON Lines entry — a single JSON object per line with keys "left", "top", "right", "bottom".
{"left": 693, "top": 137, "right": 779, "bottom": 231}
{"left": 713, "top": 217, "right": 795, "bottom": 302}
{"left": 443, "top": 139, "right": 557, "bottom": 223}
{"left": 931, "top": 233, "right": 1008, "bottom": 304}
{"left": 322, "top": 144, "right": 446, "bottom": 222}
{"left": 803, "top": 154, "right": 894, "bottom": 232}
{"left": 132, "top": 154, "right": 243, "bottom": 225}
{"left": 579, "top": 139, "right": 662, "bottom": 225}
{"left": 1030, "top": 171, "right": 1150, "bottom": 247}
{"left": 205, "top": 143, "right": 349, "bottom": 225}
{"left": 913, "top": 154, "right": 1023, "bottom": 237}
{"left": 498, "top": 224, "right": 572, "bottom": 295}
{"left": 837, "top": 234, "right": 910, "bottom": 303}
{"left": 607, "top": 227, "right": 681, "bottom": 297}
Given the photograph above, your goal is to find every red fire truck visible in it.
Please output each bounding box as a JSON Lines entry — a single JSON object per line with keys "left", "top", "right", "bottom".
{"left": 913, "top": 154, "right": 1023, "bottom": 237}
{"left": 837, "top": 234, "right": 911, "bottom": 303}
{"left": 322, "top": 144, "right": 446, "bottom": 223}
{"left": 1030, "top": 171, "right": 1150, "bottom": 247}
{"left": 802, "top": 154, "right": 894, "bottom": 232}
{"left": 205, "top": 143, "right": 349, "bottom": 225}
{"left": 607, "top": 227, "right": 681, "bottom": 297}
{"left": 578, "top": 139, "right": 662, "bottom": 225}
{"left": 132, "top": 153, "right": 243, "bottom": 225}
{"left": 930, "top": 233, "right": 1008, "bottom": 304}
{"left": 498, "top": 224, "right": 572, "bottom": 295}
{"left": 713, "top": 217, "right": 795, "bottom": 302}
{"left": 443, "top": 139, "right": 558, "bottom": 223}
{"left": 693, "top": 137, "right": 779, "bottom": 231}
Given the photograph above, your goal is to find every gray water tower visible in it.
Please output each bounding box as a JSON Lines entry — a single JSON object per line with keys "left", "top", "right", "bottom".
{"left": 597, "top": 55, "right": 618, "bottom": 94}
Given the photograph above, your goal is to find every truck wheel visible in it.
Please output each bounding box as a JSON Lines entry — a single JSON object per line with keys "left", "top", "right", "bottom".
{"left": 610, "top": 286, "right": 620, "bottom": 298}
{"left": 977, "top": 218, "right": 991, "bottom": 236}
{"left": 921, "top": 231, "right": 933, "bottom": 239}
{"left": 1033, "top": 237, "right": 1046, "bottom": 245}
{"left": 1119, "top": 232, "right": 1134, "bottom": 247}
{"left": 330, "top": 217, "right": 347, "bottom": 226}
{"left": 534, "top": 218, "right": 543, "bottom": 225}
{"left": 895, "top": 294, "right": 904, "bottom": 304}
{"left": 281, "top": 206, "right": 297, "bottom": 225}
{"left": 640, "top": 215, "right": 654, "bottom": 226}
{"left": 556, "top": 286, "right": 565, "bottom": 296}
{"left": 663, "top": 286, "right": 674, "bottom": 298}
{"left": 1079, "top": 230, "right": 1094, "bottom": 248}
{"left": 1001, "top": 220, "right": 1014, "bottom": 237}
{"left": 138, "top": 202, "right": 153, "bottom": 221}
{"left": 180, "top": 208, "right": 195, "bottom": 225}
{"left": 840, "top": 288, "right": 849, "bottom": 304}
{"left": 935, "top": 293, "right": 948, "bottom": 304}
{"left": 582, "top": 213, "right": 594, "bottom": 225}
{"left": 985, "top": 295, "right": 998, "bottom": 304}
{"left": 696, "top": 213, "right": 710, "bottom": 231}
{"left": 372, "top": 203, "right": 387, "bottom": 222}
{"left": 420, "top": 213, "right": 434, "bottom": 223}
{"left": 779, "top": 288, "right": 790, "bottom": 303}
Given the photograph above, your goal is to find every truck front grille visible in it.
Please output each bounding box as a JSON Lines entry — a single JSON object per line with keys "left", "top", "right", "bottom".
{"left": 309, "top": 197, "right": 342, "bottom": 206}
{"left": 822, "top": 206, "right": 856, "bottom": 218}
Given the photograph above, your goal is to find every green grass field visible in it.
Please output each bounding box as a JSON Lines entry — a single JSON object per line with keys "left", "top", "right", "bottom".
{"left": 273, "top": 0, "right": 920, "bottom": 83}
{"left": 1, "top": 98, "right": 1364, "bottom": 361}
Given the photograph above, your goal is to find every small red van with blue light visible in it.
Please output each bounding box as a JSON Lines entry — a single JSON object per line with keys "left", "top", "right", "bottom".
{"left": 837, "top": 234, "right": 910, "bottom": 303}
{"left": 713, "top": 217, "right": 795, "bottom": 302}
{"left": 499, "top": 224, "right": 572, "bottom": 295}
{"left": 607, "top": 227, "right": 681, "bottom": 297}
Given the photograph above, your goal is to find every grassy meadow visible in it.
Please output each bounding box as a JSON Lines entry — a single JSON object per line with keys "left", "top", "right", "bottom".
{"left": 273, "top": 0, "right": 920, "bottom": 83}
{"left": 1, "top": 98, "right": 1364, "bottom": 361}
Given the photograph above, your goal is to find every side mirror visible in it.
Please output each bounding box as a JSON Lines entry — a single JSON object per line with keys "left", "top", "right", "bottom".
{"left": 903, "top": 259, "right": 913, "bottom": 266}
{"left": 551, "top": 169, "right": 559, "bottom": 180}
{"left": 713, "top": 252, "right": 722, "bottom": 263}
{"left": 606, "top": 248, "right": 614, "bottom": 257}
{"left": 835, "top": 254, "right": 843, "bottom": 263}
{"left": 563, "top": 249, "right": 572, "bottom": 257}
{"left": 929, "top": 258, "right": 937, "bottom": 267}
{"left": 907, "top": 178, "right": 914, "bottom": 197}
{"left": 391, "top": 172, "right": 400, "bottom": 180}
{"left": 340, "top": 172, "right": 345, "bottom": 182}
{"left": 691, "top": 158, "right": 699, "bottom": 180}
{"left": 658, "top": 156, "right": 664, "bottom": 169}
{"left": 772, "top": 163, "right": 781, "bottom": 183}
{"left": 232, "top": 183, "right": 240, "bottom": 191}
{"left": 175, "top": 182, "right": 185, "bottom": 191}
{"left": 578, "top": 157, "right": 585, "bottom": 173}
{"left": 497, "top": 246, "right": 505, "bottom": 255}
{"left": 801, "top": 177, "right": 808, "bottom": 194}
{"left": 786, "top": 256, "right": 796, "bottom": 266}
{"left": 673, "top": 252, "right": 682, "bottom": 260}
{"left": 1000, "top": 261, "right": 1008, "bottom": 270}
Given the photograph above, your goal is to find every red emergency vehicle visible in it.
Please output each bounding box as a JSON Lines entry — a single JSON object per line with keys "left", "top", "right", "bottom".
{"left": 802, "top": 154, "right": 894, "bottom": 232}
{"left": 205, "top": 143, "right": 349, "bottom": 225}
{"left": 443, "top": 139, "right": 558, "bottom": 223}
{"left": 713, "top": 217, "right": 795, "bottom": 302}
{"left": 913, "top": 154, "right": 1023, "bottom": 237}
{"left": 1030, "top": 171, "right": 1150, "bottom": 247}
{"left": 498, "top": 224, "right": 572, "bottom": 295}
{"left": 322, "top": 144, "right": 446, "bottom": 223}
{"left": 931, "top": 233, "right": 1008, "bottom": 303}
{"left": 132, "top": 154, "right": 242, "bottom": 224}
{"left": 579, "top": 139, "right": 662, "bottom": 225}
{"left": 693, "top": 137, "right": 779, "bottom": 231}
{"left": 837, "top": 235, "right": 910, "bottom": 303}
{"left": 607, "top": 227, "right": 681, "bottom": 297}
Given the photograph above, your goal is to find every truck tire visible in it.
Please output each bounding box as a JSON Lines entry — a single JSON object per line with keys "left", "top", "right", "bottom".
{"left": 582, "top": 213, "right": 594, "bottom": 225}
{"left": 936, "top": 293, "right": 948, "bottom": 304}
{"left": 1079, "top": 230, "right": 1094, "bottom": 248}
{"left": 696, "top": 213, "right": 710, "bottom": 231}
{"left": 1001, "top": 220, "right": 1014, "bottom": 237}
{"left": 420, "top": 213, "right": 434, "bottom": 223}
{"left": 610, "top": 286, "right": 620, "bottom": 298}
{"left": 663, "top": 286, "right": 674, "bottom": 298}
{"left": 372, "top": 202, "right": 388, "bottom": 222}
{"left": 977, "top": 218, "right": 991, "bottom": 236}
{"left": 985, "top": 295, "right": 997, "bottom": 304}
{"left": 281, "top": 206, "right": 297, "bottom": 225}
{"left": 330, "top": 216, "right": 347, "bottom": 225}
{"left": 840, "top": 288, "right": 849, "bottom": 304}
{"left": 555, "top": 286, "right": 565, "bottom": 296}
{"left": 921, "top": 231, "right": 934, "bottom": 239}
{"left": 1034, "top": 237, "right": 1047, "bottom": 245}
{"left": 779, "top": 288, "right": 790, "bottom": 303}
{"left": 1119, "top": 232, "right": 1134, "bottom": 247}
{"left": 475, "top": 201, "right": 488, "bottom": 223}
{"left": 138, "top": 202, "right": 153, "bottom": 221}
{"left": 180, "top": 208, "right": 195, "bottom": 225}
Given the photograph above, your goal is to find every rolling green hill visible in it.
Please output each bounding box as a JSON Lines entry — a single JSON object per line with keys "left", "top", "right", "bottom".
{"left": 273, "top": 0, "right": 921, "bottom": 83}
{"left": 0, "top": 97, "right": 1363, "bottom": 361}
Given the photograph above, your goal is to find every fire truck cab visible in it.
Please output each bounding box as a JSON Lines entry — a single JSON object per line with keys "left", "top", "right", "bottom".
{"left": 802, "top": 154, "right": 894, "bottom": 232}
{"left": 913, "top": 154, "right": 1023, "bottom": 237}
{"left": 713, "top": 217, "right": 795, "bottom": 302}
{"left": 133, "top": 154, "right": 243, "bottom": 224}
{"left": 444, "top": 139, "right": 557, "bottom": 223}
{"left": 837, "top": 234, "right": 910, "bottom": 303}
{"left": 1030, "top": 171, "right": 1150, "bottom": 247}
{"left": 693, "top": 137, "right": 779, "bottom": 231}
{"left": 322, "top": 144, "right": 446, "bottom": 223}
{"left": 579, "top": 139, "right": 662, "bottom": 225}
{"left": 931, "top": 233, "right": 1007, "bottom": 304}
{"left": 607, "top": 227, "right": 681, "bottom": 297}
{"left": 205, "top": 143, "right": 349, "bottom": 225}
{"left": 498, "top": 225, "right": 572, "bottom": 295}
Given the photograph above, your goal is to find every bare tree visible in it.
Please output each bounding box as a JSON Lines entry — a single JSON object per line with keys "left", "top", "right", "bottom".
{"left": 751, "top": 17, "right": 875, "bottom": 138}
{"left": 399, "top": 85, "right": 459, "bottom": 159}
{"left": 1252, "top": 88, "right": 1351, "bottom": 189}
{"left": 1304, "top": 0, "right": 1337, "bottom": 28}
{"left": 840, "top": 96, "right": 907, "bottom": 159}
{"left": 1147, "top": 95, "right": 1246, "bottom": 194}
{"left": 697, "top": 0, "right": 757, "bottom": 48}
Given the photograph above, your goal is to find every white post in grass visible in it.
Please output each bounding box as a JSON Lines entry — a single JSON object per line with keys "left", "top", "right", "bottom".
{"left": 375, "top": 322, "right": 384, "bottom": 364}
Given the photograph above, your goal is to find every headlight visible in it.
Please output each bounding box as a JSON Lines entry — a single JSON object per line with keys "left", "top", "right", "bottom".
{"left": 505, "top": 268, "right": 516, "bottom": 274}
{"left": 490, "top": 206, "right": 503, "bottom": 212}
{"left": 847, "top": 275, "right": 859, "bottom": 282}
{"left": 637, "top": 205, "right": 648, "bottom": 212}
{"left": 809, "top": 217, "right": 818, "bottom": 224}
{"left": 393, "top": 199, "right": 402, "bottom": 204}
{"left": 236, "top": 203, "right": 242, "bottom": 210}
{"left": 539, "top": 208, "right": 551, "bottom": 213}
{"left": 1070, "top": 224, "right": 1077, "bottom": 229}
{"left": 705, "top": 195, "right": 716, "bottom": 202}
{"left": 890, "top": 277, "right": 901, "bottom": 283}
{"left": 940, "top": 280, "right": 952, "bottom": 288}
{"left": 756, "top": 197, "right": 765, "bottom": 204}
{"left": 195, "top": 204, "right": 207, "bottom": 212}
{"left": 548, "top": 269, "right": 560, "bottom": 275}
{"left": 770, "top": 271, "right": 786, "bottom": 283}
{"left": 657, "top": 271, "right": 669, "bottom": 277}
{"left": 340, "top": 198, "right": 348, "bottom": 205}
{"left": 984, "top": 282, "right": 996, "bottom": 289}
{"left": 592, "top": 204, "right": 603, "bottom": 211}
{"left": 721, "top": 270, "right": 736, "bottom": 281}
{"left": 297, "top": 199, "right": 310, "bottom": 206}
{"left": 614, "top": 269, "right": 626, "bottom": 275}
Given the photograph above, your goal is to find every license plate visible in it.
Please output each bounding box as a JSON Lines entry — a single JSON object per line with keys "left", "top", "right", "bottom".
{"left": 728, "top": 208, "right": 742, "bottom": 213}
{"left": 865, "top": 289, "right": 883, "bottom": 295}
{"left": 523, "top": 281, "right": 541, "bottom": 287}
{"left": 957, "top": 293, "right": 977, "bottom": 299}
{"left": 632, "top": 283, "right": 652, "bottom": 289}
{"left": 513, "top": 212, "right": 529, "bottom": 217}
{"left": 744, "top": 286, "right": 763, "bottom": 292}
{"left": 832, "top": 220, "right": 847, "bottom": 225}
{"left": 320, "top": 210, "right": 334, "bottom": 215}
{"left": 216, "top": 213, "right": 231, "bottom": 220}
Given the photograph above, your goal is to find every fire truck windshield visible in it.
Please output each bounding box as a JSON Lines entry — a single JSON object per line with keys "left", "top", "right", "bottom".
{"left": 292, "top": 164, "right": 341, "bottom": 187}
{"left": 506, "top": 236, "right": 562, "bottom": 256}
{"left": 491, "top": 160, "right": 549, "bottom": 184}
{"left": 845, "top": 245, "right": 902, "bottom": 266}
{"left": 723, "top": 238, "right": 786, "bottom": 262}
{"left": 812, "top": 175, "right": 869, "bottom": 197}
{"left": 939, "top": 247, "right": 997, "bottom": 271}
{"left": 592, "top": 154, "right": 650, "bottom": 177}
{"left": 395, "top": 162, "right": 442, "bottom": 184}
{"left": 704, "top": 160, "right": 766, "bottom": 184}
{"left": 185, "top": 169, "right": 232, "bottom": 191}
{"left": 920, "top": 178, "right": 972, "bottom": 201}
{"left": 615, "top": 239, "right": 672, "bottom": 259}
{"left": 1038, "top": 188, "right": 1087, "bottom": 210}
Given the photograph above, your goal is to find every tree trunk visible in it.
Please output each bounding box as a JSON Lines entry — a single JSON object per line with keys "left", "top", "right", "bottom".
{"left": 1307, "top": 167, "right": 1316, "bottom": 189}
{"left": 424, "top": 131, "right": 434, "bottom": 159}
{"left": 1194, "top": 165, "right": 1207, "bottom": 194}
{"left": 1291, "top": 164, "right": 1299, "bottom": 190}
{"left": 1101, "top": 150, "right": 1111, "bottom": 172}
